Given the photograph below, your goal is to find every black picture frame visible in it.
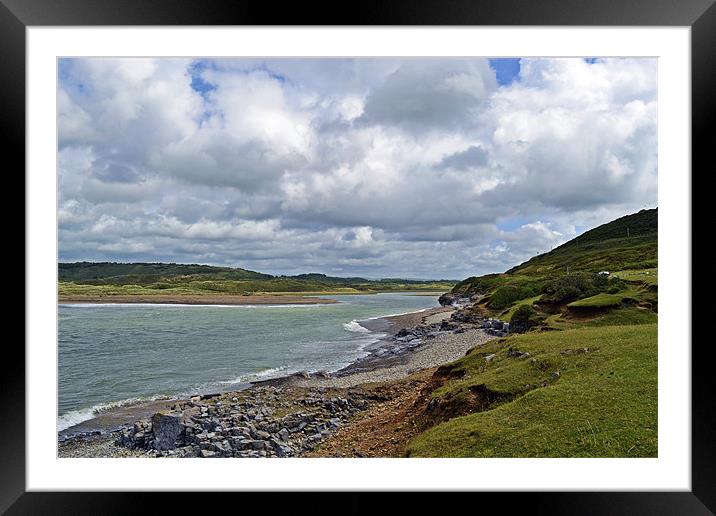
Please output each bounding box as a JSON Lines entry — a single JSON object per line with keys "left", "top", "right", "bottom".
{"left": 5, "top": 0, "right": 710, "bottom": 512}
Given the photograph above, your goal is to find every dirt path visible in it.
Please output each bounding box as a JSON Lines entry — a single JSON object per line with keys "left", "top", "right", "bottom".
{"left": 304, "top": 368, "right": 436, "bottom": 458}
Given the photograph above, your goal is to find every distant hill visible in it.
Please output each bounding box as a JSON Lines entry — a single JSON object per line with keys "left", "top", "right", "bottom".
{"left": 451, "top": 208, "right": 657, "bottom": 297}
{"left": 58, "top": 262, "right": 456, "bottom": 295}
{"left": 507, "top": 208, "right": 657, "bottom": 276}
{"left": 58, "top": 262, "right": 271, "bottom": 284}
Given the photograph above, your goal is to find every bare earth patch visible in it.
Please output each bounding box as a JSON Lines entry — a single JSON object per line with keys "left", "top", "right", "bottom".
{"left": 304, "top": 369, "right": 437, "bottom": 458}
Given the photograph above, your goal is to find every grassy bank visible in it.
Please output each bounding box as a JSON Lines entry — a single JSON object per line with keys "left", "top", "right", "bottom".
{"left": 407, "top": 324, "right": 657, "bottom": 457}
{"left": 402, "top": 208, "right": 658, "bottom": 457}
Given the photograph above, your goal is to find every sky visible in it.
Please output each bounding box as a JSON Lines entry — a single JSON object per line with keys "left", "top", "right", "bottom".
{"left": 58, "top": 57, "right": 657, "bottom": 279}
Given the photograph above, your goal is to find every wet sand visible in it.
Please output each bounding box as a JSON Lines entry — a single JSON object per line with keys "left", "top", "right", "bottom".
{"left": 58, "top": 294, "right": 339, "bottom": 305}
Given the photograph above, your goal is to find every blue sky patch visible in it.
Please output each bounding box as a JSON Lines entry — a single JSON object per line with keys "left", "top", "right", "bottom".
{"left": 489, "top": 58, "right": 521, "bottom": 86}
{"left": 497, "top": 216, "right": 532, "bottom": 232}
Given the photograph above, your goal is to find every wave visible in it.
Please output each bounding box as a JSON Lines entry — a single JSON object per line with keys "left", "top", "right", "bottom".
{"left": 342, "top": 320, "right": 371, "bottom": 333}
{"left": 58, "top": 394, "right": 170, "bottom": 432}
{"left": 364, "top": 307, "right": 430, "bottom": 320}
{"left": 216, "top": 366, "right": 289, "bottom": 385}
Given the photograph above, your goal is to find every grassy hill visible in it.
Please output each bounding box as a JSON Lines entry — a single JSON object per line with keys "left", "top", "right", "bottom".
{"left": 450, "top": 208, "right": 657, "bottom": 314}
{"left": 506, "top": 207, "right": 657, "bottom": 276}
{"left": 58, "top": 262, "right": 272, "bottom": 283}
{"left": 58, "top": 261, "right": 456, "bottom": 298}
{"left": 406, "top": 208, "right": 658, "bottom": 457}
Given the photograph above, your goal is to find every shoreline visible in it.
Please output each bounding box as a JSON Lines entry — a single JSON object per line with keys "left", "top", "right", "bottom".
{"left": 58, "top": 305, "right": 451, "bottom": 437}
{"left": 58, "top": 294, "right": 339, "bottom": 306}
{"left": 58, "top": 303, "right": 496, "bottom": 457}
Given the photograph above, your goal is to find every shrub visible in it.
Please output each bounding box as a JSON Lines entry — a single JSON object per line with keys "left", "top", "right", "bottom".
{"left": 489, "top": 285, "right": 536, "bottom": 310}
{"left": 540, "top": 272, "right": 618, "bottom": 305}
{"left": 510, "top": 304, "right": 540, "bottom": 333}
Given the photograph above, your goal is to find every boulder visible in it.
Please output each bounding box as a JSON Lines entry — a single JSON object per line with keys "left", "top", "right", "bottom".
{"left": 151, "top": 412, "right": 185, "bottom": 451}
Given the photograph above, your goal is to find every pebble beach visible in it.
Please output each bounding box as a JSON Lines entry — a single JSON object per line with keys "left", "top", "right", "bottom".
{"left": 58, "top": 304, "right": 498, "bottom": 458}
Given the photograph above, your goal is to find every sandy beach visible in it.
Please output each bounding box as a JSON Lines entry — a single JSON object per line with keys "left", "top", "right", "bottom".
{"left": 58, "top": 294, "right": 338, "bottom": 305}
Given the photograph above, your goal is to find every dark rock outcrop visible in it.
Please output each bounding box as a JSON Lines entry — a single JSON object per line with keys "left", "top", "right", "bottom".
{"left": 151, "top": 412, "right": 185, "bottom": 450}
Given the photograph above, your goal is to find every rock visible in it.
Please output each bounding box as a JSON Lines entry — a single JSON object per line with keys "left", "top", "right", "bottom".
{"left": 551, "top": 371, "right": 561, "bottom": 380}
{"left": 255, "top": 430, "right": 271, "bottom": 440}
{"left": 485, "top": 353, "right": 496, "bottom": 362}
{"left": 507, "top": 347, "right": 529, "bottom": 359}
{"left": 438, "top": 293, "right": 471, "bottom": 307}
{"left": 278, "top": 428, "right": 290, "bottom": 441}
{"left": 275, "top": 444, "right": 294, "bottom": 457}
{"left": 249, "top": 440, "right": 266, "bottom": 450}
{"left": 151, "top": 412, "right": 185, "bottom": 451}
{"left": 199, "top": 449, "right": 218, "bottom": 458}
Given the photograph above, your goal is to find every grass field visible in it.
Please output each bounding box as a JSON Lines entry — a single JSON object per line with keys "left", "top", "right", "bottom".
{"left": 567, "top": 293, "right": 626, "bottom": 308}
{"left": 407, "top": 324, "right": 657, "bottom": 457}
{"left": 612, "top": 268, "right": 658, "bottom": 286}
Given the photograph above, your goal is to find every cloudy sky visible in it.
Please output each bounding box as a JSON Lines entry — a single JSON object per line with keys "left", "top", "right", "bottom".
{"left": 58, "top": 57, "right": 657, "bottom": 279}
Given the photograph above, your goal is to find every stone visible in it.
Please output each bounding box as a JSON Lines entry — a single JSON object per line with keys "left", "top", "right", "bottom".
{"left": 151, "top": 412, "right": 185, "bottom": 451}
{"left": 200, "top": 449, "right": 218, "bottom": 458}
{"left": 275, "top": 445, "right": 294, "bottom": 457}
{"left": 249, "top": 440, "right": 266, "bottom": 450}
{"left": 485, "top": 353, "right": 496, "bottom": 362}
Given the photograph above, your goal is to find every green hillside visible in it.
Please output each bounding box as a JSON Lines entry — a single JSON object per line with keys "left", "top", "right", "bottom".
{"left": 58, "top": 262, "right": 271, "bottom": 284}
{"left": 450, "top": 208, "right": 657, "bottom": 308}
{"left": 58, "top": 262, "right": 456, "bottom": 297}
{"left": 408, "top": 208, "right": 659, "bottom": 457}
{"left": 506, "top": 208, "right": 657, "bottom": 276}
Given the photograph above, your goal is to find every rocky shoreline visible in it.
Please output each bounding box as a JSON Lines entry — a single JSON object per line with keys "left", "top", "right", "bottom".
{"left": 58, "top": 304, "right": 510, "bottom": 458}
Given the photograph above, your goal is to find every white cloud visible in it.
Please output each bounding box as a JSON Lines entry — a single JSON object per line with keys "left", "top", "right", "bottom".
{"left": 58, "top": 57, "right": 657, "bottom": 278}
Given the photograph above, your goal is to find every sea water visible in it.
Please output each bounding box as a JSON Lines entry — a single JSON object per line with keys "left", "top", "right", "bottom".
{"left": 58, "top": 292, "right": 439, "bottom": 431}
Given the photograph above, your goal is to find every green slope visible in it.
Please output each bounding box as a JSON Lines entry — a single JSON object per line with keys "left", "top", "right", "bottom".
{"left": 58, "top": 262, "right": 456, "bottom": 295}
{"left": 410, "top": 208, "right": 659, "bottom": 457}
{"left": 58, "top": 261, "right": 270, "bottom": 283}
{"left": 407, "top": 324, "right": 657, "bottom": 457}
{"left": 506, "top": 208, "right": 657, "bottom": 276}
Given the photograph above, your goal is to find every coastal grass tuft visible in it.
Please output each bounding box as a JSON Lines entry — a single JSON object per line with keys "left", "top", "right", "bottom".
{"left": 567, "top": 293, "right": 625, "bottom": 309}
{"left": 406, "top": 324, "right": 657, "bottom": 457}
